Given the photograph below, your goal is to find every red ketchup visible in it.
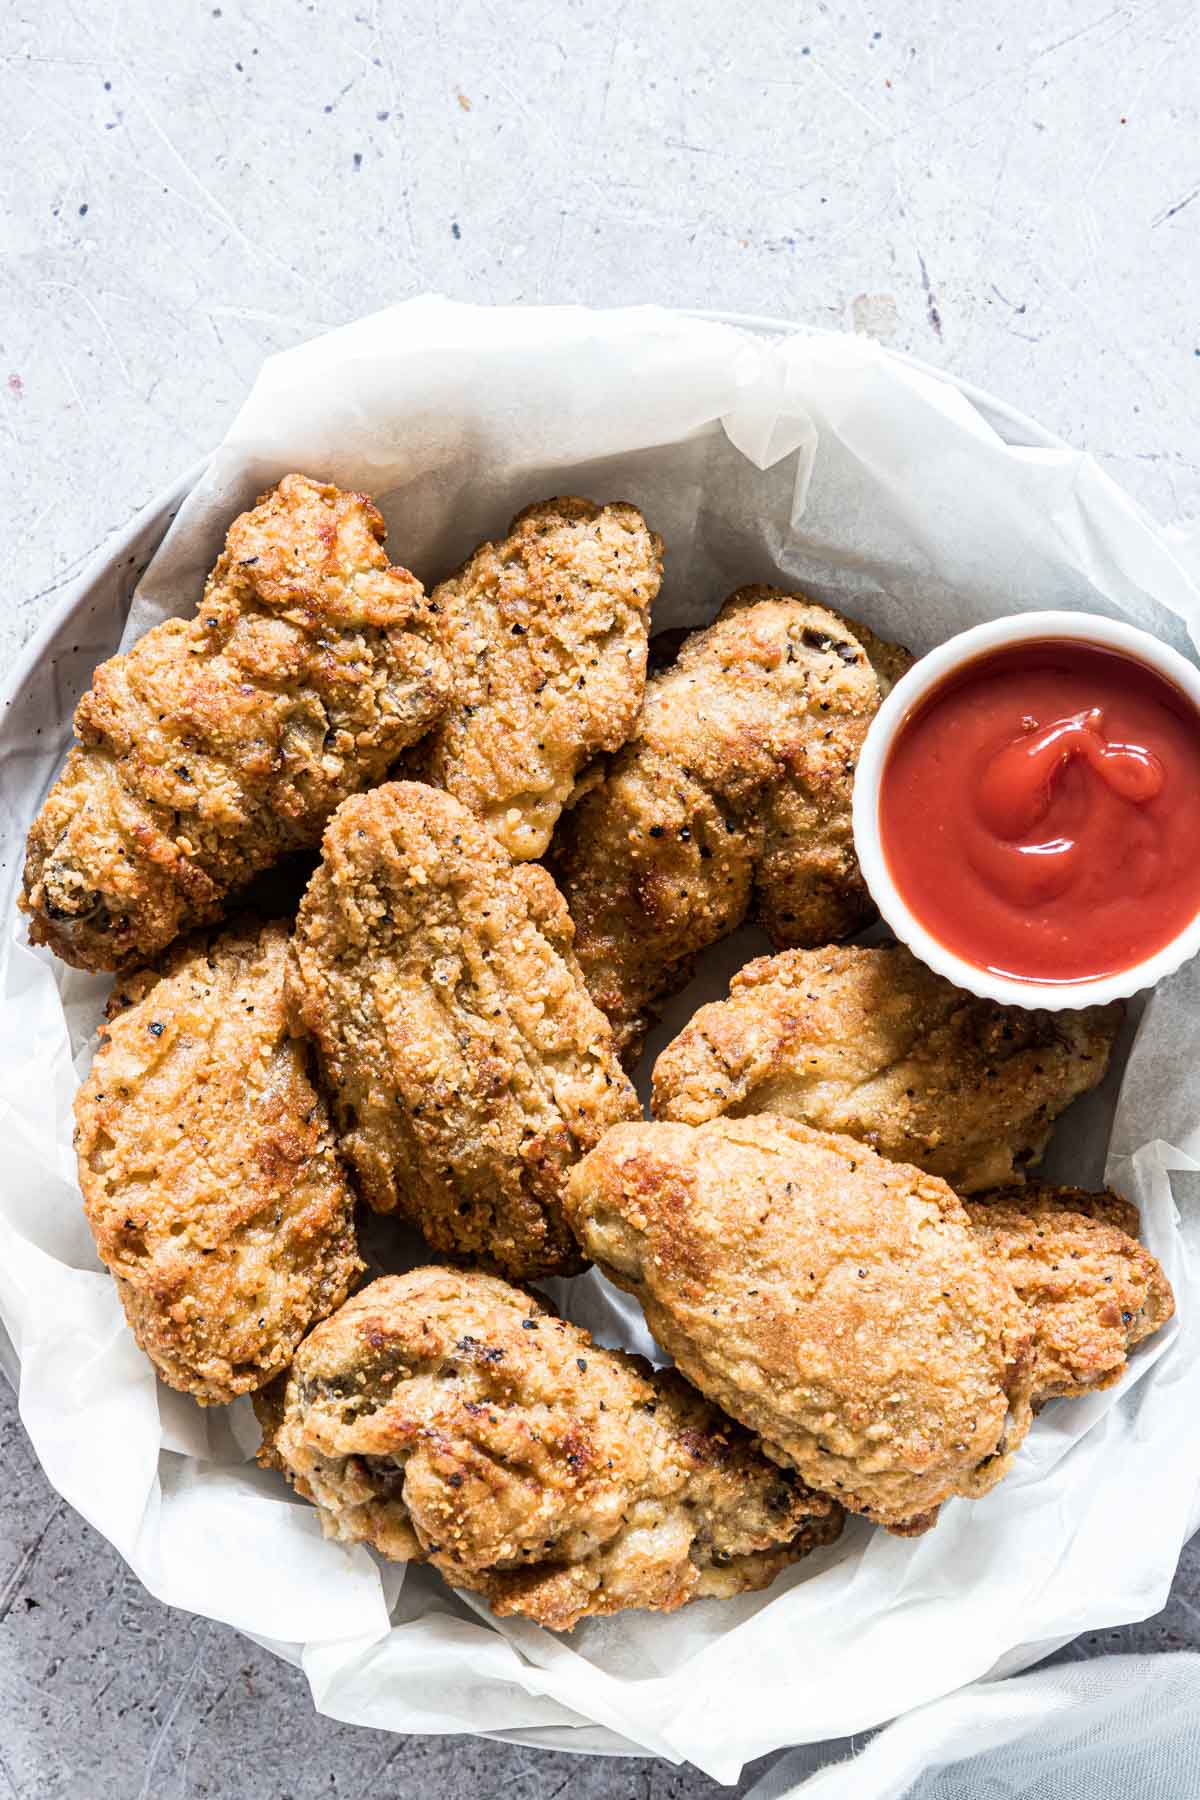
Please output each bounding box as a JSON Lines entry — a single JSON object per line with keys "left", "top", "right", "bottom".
{"left": 879, "top": 640, "right": 1200, "bottom": 983}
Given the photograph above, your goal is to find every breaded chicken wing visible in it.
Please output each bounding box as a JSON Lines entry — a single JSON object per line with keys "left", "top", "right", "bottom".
{"left": 965, "top": 1185, "right": 1174, "bottom": 1404}
{"left": 22, "top": 474, "right": 449, "bottom": 971}
{"left": 549, "top": 589, "right": 911, "bottom": 1064}
{"left": 652, "top": 944, "right": 1122, "bottom": 1193}
{"left": 288, "top": 781, "right": 638, "bottom": 1279}
{"left": 256, "top": 1268, "right": 842, "bottom": 1630}
{"left": 404, "top": 497, "right": 662, "bottom": 859}
{"left": 565, "top": 1116, "right": 1034, "bottom": 1534}
{"left": 74, "top": 919, "right": 362, "bottom": 1403}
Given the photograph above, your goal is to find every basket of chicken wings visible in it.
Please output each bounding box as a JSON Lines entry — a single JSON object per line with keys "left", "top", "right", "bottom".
{"left": 2, "top": 301, "right": 1198, "bottom": 1778}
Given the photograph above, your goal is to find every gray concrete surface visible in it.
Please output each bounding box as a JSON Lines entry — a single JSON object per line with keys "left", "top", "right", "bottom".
{"left": 3, "top": 0, "right": 1200, "bottom": 1793}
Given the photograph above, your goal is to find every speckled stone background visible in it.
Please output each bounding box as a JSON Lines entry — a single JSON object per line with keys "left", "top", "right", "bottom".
{"left": 3, "top": 1, "right": 1200, "bottom": 1794}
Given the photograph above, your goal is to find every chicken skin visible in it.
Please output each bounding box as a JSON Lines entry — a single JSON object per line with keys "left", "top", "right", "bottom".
{"left": 288, "top": 782, "right": 638, "bottom": 1279}
{"left": 965, "top": 1185, "right": 1174, "bottom": 1405}
{"left": 255, "top": 1268, "right": 842, "bottom": 1631}
{"left": 549, "top": 589, "right": 911, "bottom": 1065}
{"left": 404, "top": 497, "right": 662, "bottom": 859}
{"left": 74, "top": 919, "right": 362, "bottom": 1404}
{"left": 651, "top": 944, "right": 1122, "bottom": 1194}
{"left": 565, "top": 1116, "right": 1035, "bottom": 1535}
{"left": 22, "top": 474, "right": 449, "bottom": 971}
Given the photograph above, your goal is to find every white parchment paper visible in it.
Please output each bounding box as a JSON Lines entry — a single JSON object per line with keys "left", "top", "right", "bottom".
{"left": 3, "top": 299, "right": 1200, "bottom": 1781}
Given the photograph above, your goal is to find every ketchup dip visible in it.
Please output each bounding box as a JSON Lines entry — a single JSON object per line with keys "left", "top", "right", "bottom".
{"left": 878, "top": 639, "right": 1200, "bottom": 985}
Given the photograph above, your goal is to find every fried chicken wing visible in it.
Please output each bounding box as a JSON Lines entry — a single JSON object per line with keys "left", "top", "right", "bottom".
{"left": 22, "top": 474, "right": 449, "bottom": 971}
{"left": 565, "top": 1116, "right": 1034, "bottom": 1534}
{"left": 74, "top": 919, "right": 362, "bottom": 1403}
{"left": 288, "top": 781, "right": 638, "bottom": 1279}
{"left": 651, "top": 944, "right": 1122, "bottom": 1193}
{"left": 256, "top": 1268, "right": 842, "bottom": 1630}
{"left": 965, "top": 1185, "right": 1174, "bottom": 1404}
{"left": 549, "top": 589, "right": 911, "bottom": 1064}
{"left": 404, "top": 497, "right": 662, "bottom": 859}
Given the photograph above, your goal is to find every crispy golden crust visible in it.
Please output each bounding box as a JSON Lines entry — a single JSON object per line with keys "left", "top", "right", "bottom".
{"left": 22, "top": 475, "right": 449, "bottom": 971}
{"left": 255, "top": 1268, "right": 842, "bottom": 1631}
{"left": 288, "top": 782, "right": 638, "bottom": 1279}
{"left": 565, "top": 1116, "right": 1035, "bottom": 1533}
{"left": 404, "top": 497, "right": 661, "bottom": 860}
{"left": 965, "top": 1185, "right": 1175, "bottom": 1404}
{"left": 549, "top": 589, "right": 911, "bottom": 1064}
{"left": 74, "top": 919, "right": 362, "bottom": 1404}
{"left": 651, "top": 945, "right": 1122, "bottom": 1194}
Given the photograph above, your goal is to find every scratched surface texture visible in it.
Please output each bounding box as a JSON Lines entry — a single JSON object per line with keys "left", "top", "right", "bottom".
{"left": 3, "top": 0, "right": 1200, "bottom": 1794}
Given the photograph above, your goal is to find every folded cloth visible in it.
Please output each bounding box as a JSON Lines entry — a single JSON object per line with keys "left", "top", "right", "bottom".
{"left": 745, "top": 1652, "right": 1200, "bottom": 1800}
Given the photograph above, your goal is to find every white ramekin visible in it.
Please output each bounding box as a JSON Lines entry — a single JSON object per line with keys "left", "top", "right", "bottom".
{"left": 852, "top": 609, "right": 1200, "bottom": 1010}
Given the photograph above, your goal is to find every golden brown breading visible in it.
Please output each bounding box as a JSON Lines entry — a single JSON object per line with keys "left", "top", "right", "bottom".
{"left": 565, "top": 1116, "right": 1035, "bottom": 1534}
{"left": 22, "top": 474, "right": 449, "bottom": 972}
{"left": 651, "top": 945, "right": 1122, "bottom": 1194}
{"left": 256, "top": 1268, "right": 842, "bottom": 1631}
{"left": 74, "top": 919, "right": 362, "bottom": 1404}
{"left": 404, "top": 497, "right": 662, "bottom": 860}
{"left": 288, "top": 781, "right": 639, "bottom": 1279}
{"left": 965, "top": 1185, "right": 1174, "bottom": 1404}
{"left": 549, "top": 589, "right": 911, "bottom": 1065}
